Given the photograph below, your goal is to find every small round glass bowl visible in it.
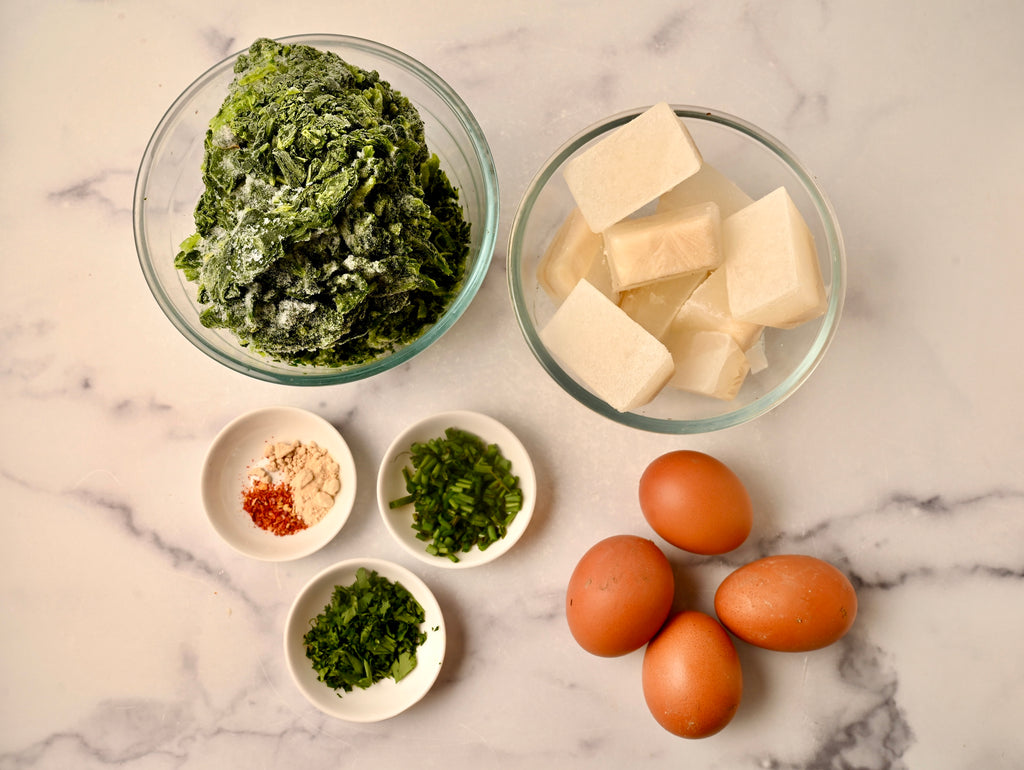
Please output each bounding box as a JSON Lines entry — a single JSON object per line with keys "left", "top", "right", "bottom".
{"left": 284, "top": 558, "right": 446, "bottom": 721}
{"left": 134, "top": 34, "right": 498, "bottom": 385}
{"left": 508, "top": 105, "right": 846, "bottom": 433}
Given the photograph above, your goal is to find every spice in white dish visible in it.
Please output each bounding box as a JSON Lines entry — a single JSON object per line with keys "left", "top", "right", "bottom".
{"left": 248, "top": 439, "right": 341, "bottom": 528}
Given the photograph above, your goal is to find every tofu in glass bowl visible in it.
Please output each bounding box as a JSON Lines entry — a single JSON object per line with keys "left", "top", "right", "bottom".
{"left": 507, "top": 104, "right": 846, "bottom": 434}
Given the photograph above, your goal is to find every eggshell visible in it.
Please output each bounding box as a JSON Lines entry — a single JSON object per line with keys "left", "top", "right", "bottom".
{"left": 638, "top": 450, "right": 752, "bottom": 555}
{"left": 714, "top": 554, "right": 857, "bottom": 652}
{"left": 641, "top": 611, "right": 743, "bottom": 739}
{"left": 565, "top": 534, "right": 675, "bottom": 657}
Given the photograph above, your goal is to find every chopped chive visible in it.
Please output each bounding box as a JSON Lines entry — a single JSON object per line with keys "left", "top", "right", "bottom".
{"left": 389, "top": 426, "right": 524, "bottom": 562}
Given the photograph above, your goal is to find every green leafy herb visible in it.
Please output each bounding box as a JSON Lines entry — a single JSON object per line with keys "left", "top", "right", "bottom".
{"left": 389, "top": 427, "right": 523, "bottom": 562}
{"left": 303, "top": 567, "right": 428, "bottom": 694}
{"left": 174, "top": 38, "right": 471, "bottom": 367}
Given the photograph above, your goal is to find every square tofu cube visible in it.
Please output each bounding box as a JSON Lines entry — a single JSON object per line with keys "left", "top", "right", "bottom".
{"left": 538, "top": 207, "right": 609, "bottom": 303}
{"left": 723, "top": 186, "right": 827, "bottom": 328}
{"left": 563, "top": 102, "right": 703, "bottom": 233}
{"left": 618, "top": 271, "right": 707, "bottom": 339}
{"left": 663, "top": 328, "right": 751, "bottom": 401}
{"left": 581, "top": 251, "right": 618, "bottom": 304}
{"left": 603, "top": 202, "right": 722, "bottom": 292}
{"left": 540, "top": 279, "right": 674, "bottom": 412}
{"left": 744, "top": 332, "right": 768, "bottom": 374}
{"left": 657, "top": 162, "right": 754, "bottom": 219}
{"left": 672, "top": 267, "right": 764, "bottom": 351}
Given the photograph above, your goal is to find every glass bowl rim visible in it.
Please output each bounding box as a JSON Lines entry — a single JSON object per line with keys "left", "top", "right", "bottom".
{"left": 134, "top": 33, "right": 499, "bottom": 386}
{"left": 507, "top": 104, "right": 846, "bottom": 434}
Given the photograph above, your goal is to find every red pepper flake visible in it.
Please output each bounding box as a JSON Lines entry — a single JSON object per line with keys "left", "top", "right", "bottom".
{"left": 242, "top": 480, "right": 307, "bottom": 536}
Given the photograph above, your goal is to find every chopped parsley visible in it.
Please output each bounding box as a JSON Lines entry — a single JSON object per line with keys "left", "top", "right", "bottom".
{"left": 303, "top": 567, "right": 428, "bottom": 694}
{"left": 174, "top": 38, "right": 471, "bottom": 367}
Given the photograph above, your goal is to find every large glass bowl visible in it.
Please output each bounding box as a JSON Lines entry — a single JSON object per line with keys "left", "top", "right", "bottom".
{"left": 508, "top": 105, "right": 846, "bottom": 434}
{"left": 134, "top": 34, "right": 498, "bottom": 385}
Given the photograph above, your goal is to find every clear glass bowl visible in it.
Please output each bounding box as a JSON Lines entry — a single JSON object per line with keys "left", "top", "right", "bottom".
{"left": 134, "top": 34, "right": 499, "bottom": 385}
{"left": 508, "top": 106, "right": 846, "bottom": 433}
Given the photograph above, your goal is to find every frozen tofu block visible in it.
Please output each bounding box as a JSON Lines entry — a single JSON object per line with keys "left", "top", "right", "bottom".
{"left": 744, "top": 332, "right": 768, "bottom": 374}
{"left": 540, "top": 279, "right": 674, "bottom": 412}
{"left": 723, "top": 187, "right": 827, "bottom": 328}
{"left": 618, "top": 271, "right": 707, "bottom": 339}
{"left": 584, "top": 251, "right": 618, "bottom": 302}
{"left": 538, "top": 207, "right": 607, "bottom": 303}
{"left": 604, "top": 202, "right": 722, "bottom": 292}
{"left": 664, "top": 328, "right": 751, "bottom": 401}
{"left": 672, "top": 267, "right": 764, "bottom": 350}
{"left": 657, "top": 162, "right": 755, "bottom": 219}
{"left": 563, "top": 102, "right": 703, "bottom": 233}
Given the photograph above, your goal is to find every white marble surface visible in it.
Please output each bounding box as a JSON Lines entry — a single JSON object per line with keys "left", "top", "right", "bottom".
{"left": 2, "top": 1, "right": 1023, "bottom": 768}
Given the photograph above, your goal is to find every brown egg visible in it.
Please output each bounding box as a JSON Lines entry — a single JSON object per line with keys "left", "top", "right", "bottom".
{"left": 641, "top": 611, "right": 743, "bottom": 739}
{"left": 714, "top": 554, "right": 858, "bottom": 652}
{"left": 638, "top": 450, "right": 752, "bottom": 555}
{"left": 565, "top": 534, "right": 675, "bottom": 657}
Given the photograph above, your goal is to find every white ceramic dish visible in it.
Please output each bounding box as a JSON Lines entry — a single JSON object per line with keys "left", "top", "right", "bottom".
{"left": 201, "top": 406, "right": 356, "bottom": 561}
{"left": 376, "top": 410, "right": 536, "bottom": 569}
{"left": 284, "top": 558, "right": 446, "bottom": 721}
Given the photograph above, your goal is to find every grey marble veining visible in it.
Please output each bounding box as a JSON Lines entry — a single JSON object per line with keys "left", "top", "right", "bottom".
{"left": 2, "top": 1, "right": 1023, "bottom": 768}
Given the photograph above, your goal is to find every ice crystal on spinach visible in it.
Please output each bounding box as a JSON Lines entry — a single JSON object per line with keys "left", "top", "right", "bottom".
{"left": 174, "top": 38, "right": 471, "bottom": 367}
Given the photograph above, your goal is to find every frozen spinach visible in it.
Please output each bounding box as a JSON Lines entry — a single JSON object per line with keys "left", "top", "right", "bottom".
{"left": 175, "top": 38, "right": 470, "bottom": 367}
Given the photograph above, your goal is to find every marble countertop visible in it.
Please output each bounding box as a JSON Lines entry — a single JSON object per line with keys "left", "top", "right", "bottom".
{"left": 3, "top": 2, "right": 1022, "bottom": 768}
